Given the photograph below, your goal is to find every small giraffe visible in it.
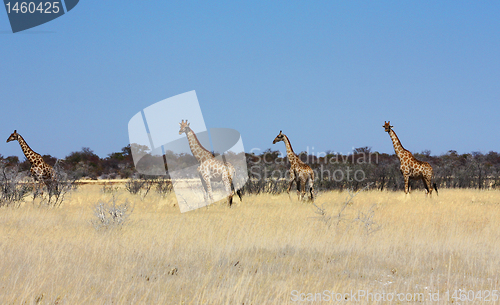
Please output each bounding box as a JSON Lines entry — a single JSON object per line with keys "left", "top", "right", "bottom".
{"left": 6, "top": 130, "right": 55, "bottom": 193}
{"left": 383, "top": 121, "right": 437, "bottom": 195}
{"left": 273, "top": 130, "right": 314, "bottom": 201}
{"left": 178, "top": 120, "right": 242, "bottom": 206}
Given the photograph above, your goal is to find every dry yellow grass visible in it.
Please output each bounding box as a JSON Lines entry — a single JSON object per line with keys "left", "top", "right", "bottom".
{"left": 0, "top": 186, "right": 499, "bottom": 304}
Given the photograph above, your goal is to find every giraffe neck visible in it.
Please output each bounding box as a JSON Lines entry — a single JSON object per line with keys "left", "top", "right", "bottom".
{"left": 16, "top": 134, "right": 40, "bottom": 165}
{"left": 388, "top": 129, "right": 407, "bottom": 160}
{"left": 185, "top": 128, "right": 214, "bottom": 163}
{"left": 282, "top": 135, "right": 300, "bottom": 165}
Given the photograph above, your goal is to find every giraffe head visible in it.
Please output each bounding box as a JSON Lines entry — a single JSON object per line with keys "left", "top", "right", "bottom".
{"left": 383, "top": 121, "right": 393, "bottom": 133}
{"left": 6, "top": 130, "right": 19, "bottom": 143}
{"left": 178, "top": 120, "right": 191, "bottom": 135}
{"left": 273, "top": 130, "right": 285, "bottom": 144}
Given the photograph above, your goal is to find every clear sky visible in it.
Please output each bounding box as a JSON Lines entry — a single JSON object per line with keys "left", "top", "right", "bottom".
{"left": 1, "top": 1, "right": 499, "bottom": 160}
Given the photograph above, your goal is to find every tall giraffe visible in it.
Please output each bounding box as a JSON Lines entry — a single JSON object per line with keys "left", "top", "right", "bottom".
{"left": 273, "top": 131, "right": 314, "bottom": 201}
{"left": 383, "top": 121, "right": 437, "bottom": 195}
{"left": 178, "top": 120, "right": 242, "bottom": 206}
{"left": 6, "top": 130, "right": 55, "bottom": 193}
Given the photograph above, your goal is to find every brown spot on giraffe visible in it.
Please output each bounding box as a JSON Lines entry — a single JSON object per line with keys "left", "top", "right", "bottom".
{"left": 178, "top": 120, "right": 242, "bottom": 206}
{"left": 383, "top": 121, "right": 437, "bottom": 196}
{"left": 6, "top": 130, "right": 56, "bottom": 194}
{"left": 273, "top": 130, "right": 315, "bottom": 201}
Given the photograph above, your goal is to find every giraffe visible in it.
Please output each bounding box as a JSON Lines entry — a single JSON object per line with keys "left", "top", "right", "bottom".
{"left": 383, "top": 121, "right": 437, "bottom": 195}
{"left": 273, "top": 130, "right": 314, "bottom": 201}
{"left": 178, "top": 120, "right": 242, "bottom": 206}
{"left": 6, "top": 130, "right": 55, "bottom": 194}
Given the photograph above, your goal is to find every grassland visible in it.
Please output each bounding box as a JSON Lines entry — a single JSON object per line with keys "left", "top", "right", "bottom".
{"left": 0, "top": 185, "right": 499, "bottom": 304}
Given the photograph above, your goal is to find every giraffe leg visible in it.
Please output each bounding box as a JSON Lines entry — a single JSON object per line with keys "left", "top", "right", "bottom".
{"left": 296, "top": 179, "right": 301, "bottom": 200}
{"left": 424, "top": 176, "right": 433, "bottom": 197}
{"left": 422, "top": 177, "right": 429, "bottom": 195}
{"left": 200, "top": 173, "right": 213, "bottom": 203}
{"left": 308, "top": 177, "right": 314, "bottom": 201}
{"left": 31, "top": 169, "right": 43, "bottom": 198}
{"left": 46, "top": 172, "right": 57, "bottom": 195}
{"left": 223, "top": 173, "right": 233, "bottom": 207}
{"left": 229, "top": 178, "right": 241, "bottom": 202}
{"left": 198, "top": 170, "right": 209, "bottom": 202}
{"left": 287, "top": 171, "right": 295, "bottom": 194}
{"left": 33, "top": 179, "right": 38, "bottom": 199}
{"left": 44, "top": 178, "right": 53, "bottom": 197}
{"left": 236, "top": 189, "right": 242, "bottom": 201}
{"left": 300, "top": 177, "right": 307, "bottom": 201}
{"left": 404, "top": 176, "right": 409, "bottom": 194}
{"left": 205, "top": 177, "right": 213, "bottom": 202}
{"left": 228, "top": 167, "right": 242, "bottom": 202}
{"left": 33, "top": 178, "right": 44, "bottom": 199}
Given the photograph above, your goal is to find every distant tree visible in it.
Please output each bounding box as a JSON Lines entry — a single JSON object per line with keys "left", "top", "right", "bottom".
{"left": 42, "top": 154, "right": 58, "bottom": 167}
{"left": 64, "top": 147, "right": 102, "bottom": 179}
{"left": 4, "top": 156, "right": 19, "bottom": 167}
{"left": 354, "top": 147, "right": 372, "bottom": 154}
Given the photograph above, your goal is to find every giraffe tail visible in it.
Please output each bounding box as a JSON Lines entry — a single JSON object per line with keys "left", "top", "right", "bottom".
{"left": 433, "top": 183, "right": 438, "bottom": 195}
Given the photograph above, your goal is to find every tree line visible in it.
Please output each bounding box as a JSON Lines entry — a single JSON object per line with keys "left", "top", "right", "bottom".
{"left": 1, "top": 145, "right": 500, "bottom": 191}
{"left": 245, "top": 147, "right": 500, "bottom": 192}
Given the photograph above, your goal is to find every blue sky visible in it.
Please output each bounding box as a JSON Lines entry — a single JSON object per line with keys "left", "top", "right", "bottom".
{"left": 1, "top": 1, "right": 499, "bottom": 160}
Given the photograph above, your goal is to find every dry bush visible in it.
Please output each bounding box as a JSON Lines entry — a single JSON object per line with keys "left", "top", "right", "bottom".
{"left": 0, "top": 164, "right": 32, "bottom": 207}
{"left": 125, "top": 177, "right": 146, "bottom": 195}
{"left": 155, "top": 177, "right": 173, "bottom": 197}
{"left": 312, "top": 183, "right": 381, "bottom": 234}
{"left": 91, "top": 195, "right": 132, "bottom": 230}
{"left": 101, "top": 182, "right": 119, "bottom": 194}
{"left": 40, "top": 162, "right": 78, "bottom": 208}
{"left": 242, "top": 178, "right": 289, "bottom": 195}
{"left": 126, "top": 176, "right": 173, "bottom": 199}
